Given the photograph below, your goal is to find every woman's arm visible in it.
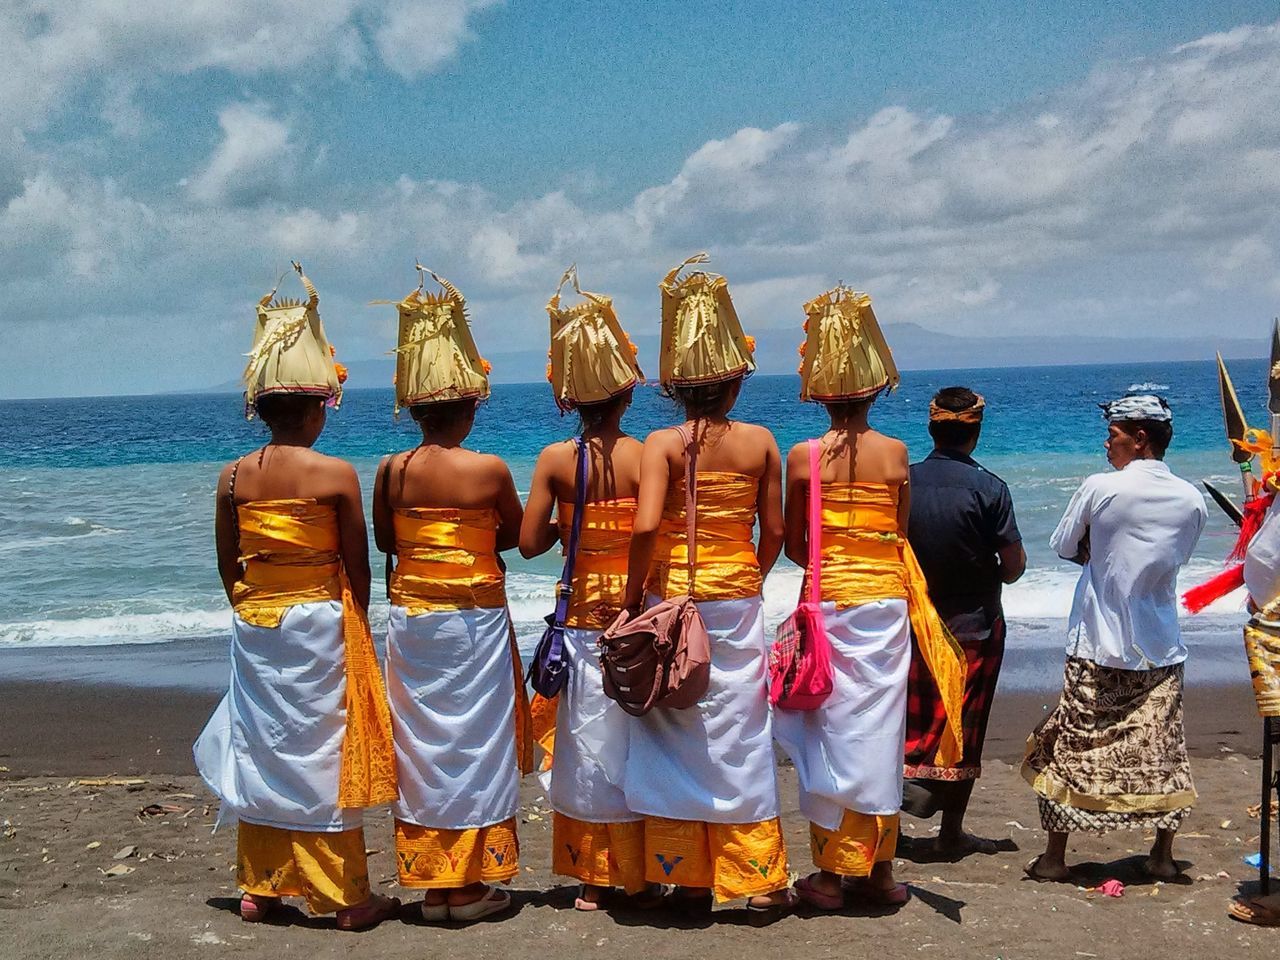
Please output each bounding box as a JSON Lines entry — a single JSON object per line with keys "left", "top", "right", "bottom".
{"left": 782, "top": 443, "right": 809, "bottom": 568}
{"left": 335, "top": 463, "right": 372, "bottom": 611}
{"left": 214, "top": 463, "right": 241, "bottom": 604}
{"left": 492, "top": 460, "right": 525, "bottom": 554}
{"left": 372, "top": 455, "right": 395, "bottom": 598}
{"left": 519, "top": 446, "right": 561, "bottom": 559}
{"left": 621, "top": 433, "right": 672, "bottom": 611}
{"left": 756, "top": 432, "right": 785, "bottom": 577}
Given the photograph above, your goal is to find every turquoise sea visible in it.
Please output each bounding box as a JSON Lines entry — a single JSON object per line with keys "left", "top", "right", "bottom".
{"left": 0, "top": 360, "right": 1266, "bottom": 692}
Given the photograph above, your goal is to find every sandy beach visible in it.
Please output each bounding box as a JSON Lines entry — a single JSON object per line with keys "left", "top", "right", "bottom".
{"left": 0, "top": 675, "right": 1275, "bottom": 959}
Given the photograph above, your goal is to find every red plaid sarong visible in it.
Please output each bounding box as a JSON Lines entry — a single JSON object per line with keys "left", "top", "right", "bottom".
{"left": 903, "top": 612, "right": 1005, "bottom": 781}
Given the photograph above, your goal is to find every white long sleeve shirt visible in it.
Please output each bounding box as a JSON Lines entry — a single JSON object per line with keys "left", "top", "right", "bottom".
{"left": 1050, "top": 459, "right": 1207, "bottom": 670}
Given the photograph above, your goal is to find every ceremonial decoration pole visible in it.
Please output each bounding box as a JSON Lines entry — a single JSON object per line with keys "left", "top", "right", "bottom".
{"left": 1219, "top": 352, "right": 1257, "bottom": 502}
{"left": 1263, "top": 322, "right": 1280, "bottom": 895}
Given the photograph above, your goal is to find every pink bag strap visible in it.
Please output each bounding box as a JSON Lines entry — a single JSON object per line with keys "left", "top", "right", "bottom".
{"left": 675, "top": 424, "right": 698, "bottom": 588}
{"left": 807, "top": 438, "right": 822, "bottom": 604}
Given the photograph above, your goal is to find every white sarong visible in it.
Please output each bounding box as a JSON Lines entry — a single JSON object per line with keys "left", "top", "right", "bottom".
{"left": 773, "top": 598, "right": 910, "bottom": 831}
{"left": 194, "top": 600, "right": 359, "bottom": 832}
{"left": 622, "top": 595, "right": 780, "bottom": 824}
{"left": 548, "top": 627, "right": 637, "bottom": 823}
{"left": 385, "top": 604, "right": 520, "bottom": 830}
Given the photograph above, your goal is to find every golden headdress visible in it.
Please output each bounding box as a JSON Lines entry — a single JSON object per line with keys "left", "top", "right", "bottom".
{"left": 381, "top": 265, "right": 491, "bottom": 416}
{"left": 546, "top": 265, "right": 643, "bottom": 412}
{"left": 242, "top": 261, "right": 344, "bottom": 418}
{"left": 798, "top": 286, "right": 900, "bottom": 402}
{"left": 658, "top": 253, "right": 756, "bottom": 388}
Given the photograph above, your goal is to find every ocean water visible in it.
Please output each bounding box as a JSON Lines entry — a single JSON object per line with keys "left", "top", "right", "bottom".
{"left": 0, "top": 359, "right": 1267, "bottom": 690}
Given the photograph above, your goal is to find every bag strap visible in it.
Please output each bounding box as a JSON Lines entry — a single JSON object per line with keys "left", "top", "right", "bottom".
{"left": 228, "top": 455, "right": 245, "bottom": 555}
{"left": 676, "top": 424, "right": 699, "bottom": 588}
{"left": 553, "top": 437, "right": 589, "bottom": 628}
{"left": 807, "top": 439, "right": 822, "bottom": 604}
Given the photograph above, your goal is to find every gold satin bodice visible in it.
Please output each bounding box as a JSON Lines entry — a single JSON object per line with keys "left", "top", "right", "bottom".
{"left": 646, "top": 471, "right": 762, "bottom": 602}
{"left": 389, "top": 507, "right": 506, "bottom": 613}
{"left": 812, "top": 482, "right": 908, "bottom": 607}
{"left": 556, "top": 497, "right": 636, "bottom": 629}
{"left": 233, "top": 499, "right": 343, "bottom": 627}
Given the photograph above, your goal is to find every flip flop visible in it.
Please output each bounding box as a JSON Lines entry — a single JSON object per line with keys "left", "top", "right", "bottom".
{"left": 794, "top": 874, "right": 843, "bottom": 911}
{"left": 1230, "top": 896, "right": 1280, "bottom": 926}
{"left": 336, "top": 894, "right": 401, "bottom": 931}
{"left": 845, "top": 879, "right": 910, "bottom": 907}
{"left": 449, "top": 886, "right": 512, "bottom": 922}
{"left": 239, "top": 894, "right": 278, "bottom": 923}
{"left": 420, "top": 899, "right": 450, "bottom": 922}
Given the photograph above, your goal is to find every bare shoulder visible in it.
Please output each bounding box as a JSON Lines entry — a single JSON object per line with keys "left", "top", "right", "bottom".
{"left": 216, "top": 461, "right": 236, "bottom": 495}
{"left": 477, "top": 451, "right": 515, "bottom": 481}
{"left": 537, "top": 439, "right": 577, "bottom": 468}
{"left": 310, "top": 450, "right": 359, "bottom": 481}
{"left": 735, "top": 421, "right": 779, "bottom": 444}
{"left": 644, "top": 426, "right": 685, "bottom": 453}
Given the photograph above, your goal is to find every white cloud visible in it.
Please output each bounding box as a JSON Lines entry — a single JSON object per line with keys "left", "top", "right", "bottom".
{"left": 186, "top": 103, "right": 293, "bottom": 206}
{"left": 4, "top": 19, "right": 1280, "bottom": 396}
{"left": 372, "top": 0, "right": 502, "bottom": 79}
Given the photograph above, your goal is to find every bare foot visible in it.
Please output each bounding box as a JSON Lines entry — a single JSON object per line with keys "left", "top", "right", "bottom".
{"left": 574, "top": 884, "right": 608, "bottom": 911}
{"left": 1141, "top": 855, "right": 1182, "bottom": 880}
{"left": 1024, "top": 854, "right": 1075, "bottom": 883}
{"left": 935, "top": 832, "right": 1000, "bottom": 857}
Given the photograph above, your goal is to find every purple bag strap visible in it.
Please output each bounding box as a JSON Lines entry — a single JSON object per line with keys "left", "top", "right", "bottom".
{"left": 553, "top": 437, "right": 590, "bottom": 628}
{"left": 807, "top": 439, "right": 822, "bottom": 604}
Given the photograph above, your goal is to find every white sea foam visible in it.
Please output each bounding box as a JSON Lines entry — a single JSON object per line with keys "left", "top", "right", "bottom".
{"left": 1127, "top": 381, "right": 1171, "bottom": 392}
{"left": 0, "top": 608, "right": 229, "bottom": 648}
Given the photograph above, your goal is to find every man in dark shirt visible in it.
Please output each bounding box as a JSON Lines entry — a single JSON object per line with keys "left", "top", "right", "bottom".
{"left": 902, "top": 386, "right": 1026, "bottom": 856}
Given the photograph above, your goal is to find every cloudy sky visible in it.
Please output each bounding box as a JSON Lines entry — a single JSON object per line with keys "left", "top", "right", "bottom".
{"left": 4, "top": 1, "right": 1279, "bottom": 398}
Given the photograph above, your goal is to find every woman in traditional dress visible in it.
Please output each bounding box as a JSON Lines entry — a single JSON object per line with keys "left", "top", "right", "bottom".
{"left": 773, "top": 287, "right": 966, "bottom": 911}
{"left": 195, "top": 262, "right": 400, "bottom": 930}
{"left": 618, "top": 254, "right": 794, "bottom": 923}
{"left": 519, "top": 266, "right": 656, "bottom": 911}
{"left": 372, "top": 269, "right": 530, "bottom": 923}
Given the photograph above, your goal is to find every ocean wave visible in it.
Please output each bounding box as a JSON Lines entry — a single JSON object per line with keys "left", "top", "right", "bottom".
{"left": 0, "top": 516, "right": 125, "bottom": 554}
{"left": 1126, "top": 381, "right": 1171, "bottom": 392}
{"left": 0, "top": 608, "right": 229, "bottom": 648}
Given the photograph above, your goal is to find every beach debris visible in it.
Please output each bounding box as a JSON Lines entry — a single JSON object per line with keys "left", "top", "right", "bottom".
{"left": 1217, "top": 870, "right": 1231, "bottom": 879}
{"left": 85, "top": 841, "right": 101, "bottom": 850}
{"left": 1247, "top": 803, "right": 1280, "bottom": 821}
{"left": 2, "top": 820, "right": 14, "bottom": 839}
{"left": 166, "top": 793, "right": 198, "bottom": 801}
{"left": 1245, "top": 852, "right": 1263, "bottom": 868}
{"left": 0, "top": 766, "right": 9, "bottom": 772}
{"left": 112, "top": 845, "right": 138, "bottom": 861}
{"left": 1089, "top": 879, "right": 1124, "bottom": 898}
{"left": 75, "top": 778, "right": 147, "bottom": 787}
{"left": 137, "top": 803, "right": 187, "bottom": 820}
{"left": 1221, "top": 819, "right": 1234, "bottom": 829}
{"left": 100, "top": 864, "right": 135, "bottom": 878}
{"left": 1005, "top": 819, "right": 1028, "bottom": 831}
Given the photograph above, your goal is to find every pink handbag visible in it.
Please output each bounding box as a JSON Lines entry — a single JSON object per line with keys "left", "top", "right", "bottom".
{"left": 768, "top": 438, "right": 834, "bottom": 710}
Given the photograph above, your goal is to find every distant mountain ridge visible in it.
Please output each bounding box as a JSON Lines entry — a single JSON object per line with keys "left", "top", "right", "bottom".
{"left": 202, "top": 323, "right": 1265, "bottom": 393}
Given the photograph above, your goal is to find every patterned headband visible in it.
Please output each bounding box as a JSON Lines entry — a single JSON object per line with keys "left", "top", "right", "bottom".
{"left": 929, "top": 394, "right": 985, "bottom": 424}
{"left": 1100, "top": 394, "right": 1171, "bottom": 423}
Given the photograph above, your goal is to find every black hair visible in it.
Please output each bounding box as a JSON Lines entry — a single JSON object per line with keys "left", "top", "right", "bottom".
{"left": 927, "top": 386, "right": 983, "bottom": 449}
{"left": 254, "top": 393, "right": 323, "bottom": 432}
{"left": 821, "top": 394, "right": 877, "bottom": 421}
{"left": 666, "top": 375, "right": 742, "bottom": 420}
{"left": 1114, "top": 418, "right": 1174, "bottom": 458}
{"left": 409, "top": 397, "right": 478, "bottom": 433}
{"left": 578, "top": 388, "right": 633, "bottom": 432}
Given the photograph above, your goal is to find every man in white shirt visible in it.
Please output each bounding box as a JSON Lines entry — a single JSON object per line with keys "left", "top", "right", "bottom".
{"left": 1022, "top": 394, "right": 1207, "bottom": 883}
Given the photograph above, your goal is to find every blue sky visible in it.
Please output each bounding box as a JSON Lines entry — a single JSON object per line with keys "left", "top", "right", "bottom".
{"left": 4, "top": 1, "right": 1280, "bottom": 396}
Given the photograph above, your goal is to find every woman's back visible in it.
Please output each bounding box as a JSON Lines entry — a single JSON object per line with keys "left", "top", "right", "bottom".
{"left": 543, "top": 434, "right": 643, "bottom": 504}
{"left": 383, "top": 446, "right": 512, "bottom": 511}
{"left": 811, "top": 429, "right": 908, "bottom": 488}
{"left": 653, "top": 420, "right": 775, "bottom": 480}
{"left": 226, "top": 446, "right": 354, "bottom": 506}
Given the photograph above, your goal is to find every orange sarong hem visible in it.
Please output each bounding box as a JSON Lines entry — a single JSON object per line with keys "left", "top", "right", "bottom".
{"left": 641, "top": 815, "right": 788, "bottom": 902}
{"left": 237, "top": 822, "right": 370, "bottom": 915}
{"left": 394, "top": 818, "right": 519, "bottom": 889}
{"left": 552, "top": 813, "right": 647, "bottom": 893}
{"left": 809, "top": 810, "right": 898, "bottom": 877}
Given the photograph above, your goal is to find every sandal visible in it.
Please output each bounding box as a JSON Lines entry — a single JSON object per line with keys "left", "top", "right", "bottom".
{"left": 449, "top": 886, "right": 512, "bottom": 923}
{"left": 844, "top": 878, "right": 910, "bottom": 906}
{"left": 574, "top": 884, "right": 607, "bottom": 912}
{"left": 1022, "top": 854, "right": 1077, "bottom": 885}
{"left": 336, "top": 894, "right": 401, "bottom": 931}
{"left": 1230, "top": 895, "right": 1280, "bottom": 926}
{"left": 746, "top": 889, "right": 797, "bottom": 927}
{"left": 420, "top": 898, "right": 450, "bottom": 922}
{"left": 794, "top": 874, "right": 843, "bottom": 911}
{"left": 239, "top": 893, "right": 278, "bottom": 923}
